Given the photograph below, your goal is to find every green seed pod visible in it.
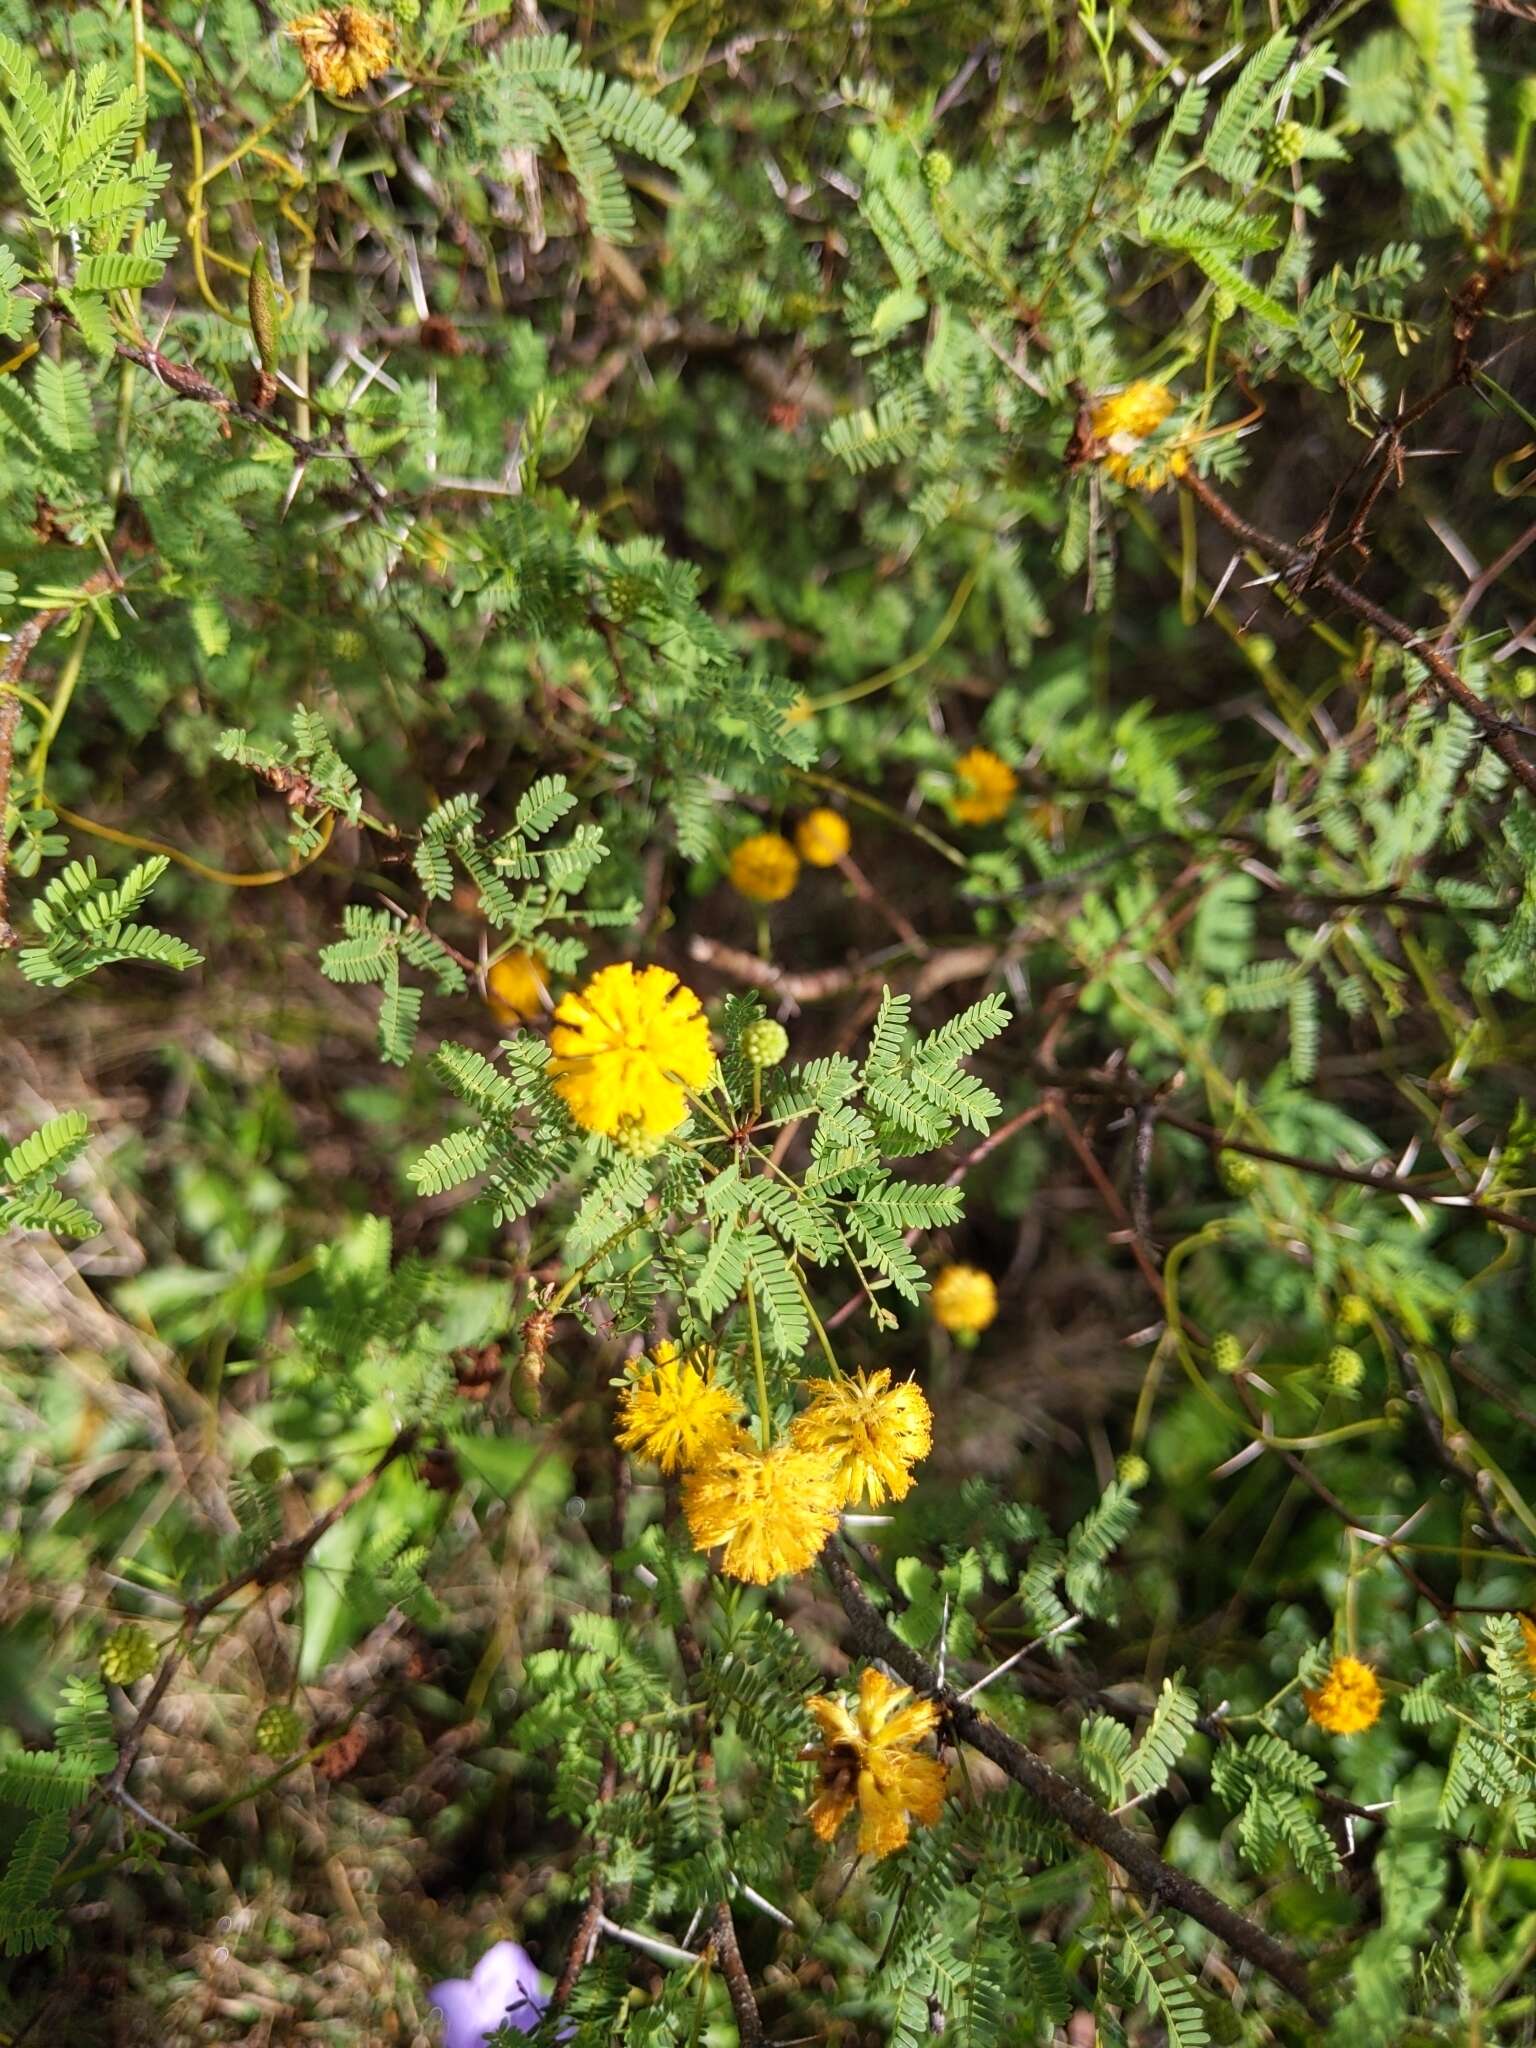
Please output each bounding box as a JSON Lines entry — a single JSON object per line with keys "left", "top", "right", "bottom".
{"left": 247, "top": 245, "right": 282, "bottom": 376}
{"left": 254, "top": 1703, "right": 304, "bottom": 1759}
{"left": 741, "top": 1018, "right": 789, "bottom": 1068}
{"left": 1116, "top": 1452, "right": 1150, "bottom": 1490}
{"left": 101, "top": 1624, "right": 157, "bottom": 1687}
{"left": 1323, "top": 1344, "right": 1365, "bottom": 1392}
{"left": 1212, "top": 1331, "right": 1243, "bottom": 1375}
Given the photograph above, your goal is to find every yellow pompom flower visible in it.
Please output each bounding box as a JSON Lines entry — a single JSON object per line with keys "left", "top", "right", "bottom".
{"left": 795, "top": 808, "right": 851, "bottom": 868}
{"left": 1091, "top": 380, "right": 1176, "bottom": 442}
{"left": 729, "top": 831, "right": 800, "bottom": 903}
{"left": 1523, "top": 1616, "right": 1536, "bottom": 1674}
{"left": 285, "top": 7, "right": 394, "bottom": 96}
{"left": 549, "top": 962, "right": 714, "bottom": 1139}
{"left": 804, "top": 1666, "right": 948, "bottom": 1859}
{"left": 931, "top": 1264, "right": 998, "bottom": 1335}
{"left": 791, "top": 1370, "right": 933, "bottom": 1506}
{"left": 485, "top": 949, "right": 548, "bottom": 1025}
{"left": 950, "top": 748, "right": 1016, "bottom": 826}
{"left": 682, "top": 1433, "right": 841, "bottom": 1583}
{"left": 1303, "top": 1655, "right": 1383, "bottom": 1735}
{"left": 1090, "top": 380, "right": 1188, "bottom": 492}
{"left": 615, "top": 1341, "right": 743, "bottom": 1476}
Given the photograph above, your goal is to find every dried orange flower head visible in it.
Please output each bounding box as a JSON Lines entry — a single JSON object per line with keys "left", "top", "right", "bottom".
{"left": 1303, "top": 1654, "right": 1383, "bottom": 1735}
{"left": 931, "top": 1264, "right": 998, "bottom": 1335}
{"left": 614, "top": 1341, "right": 743, "bottom": 1476}
{"left": 549, "top": 962, "right": 713, "bottom": 1139}
{"left": 804, "top": 1666, "right": 947, "bottom": 1859}
{"left": 791, "top": 1369, "right": 933, "bottom": 1507}
{"left": 285, "top": 8, "right": 394, "bottom": 97}
{"left": 795, "top": 808, "right": 851, "bottom": 867}
{"left": 950, "top": 748, "right": 1016, "bottom": 827}
{"left": 729, "top": 830, "right": 800, "bottom": 903}
{"left": 485, "top": 949, "right": 548, "bottom": 1026}
{"left": 1090, "top": 380, "right": 1188, "bottom": 492}
{"left": 682, "top": 1434, "right": 841, "bottom": 1583}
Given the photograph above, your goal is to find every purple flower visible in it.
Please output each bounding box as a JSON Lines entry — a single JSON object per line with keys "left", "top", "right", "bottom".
{"left": 428, "top": 1939, "right": 552, "bottom": 2046}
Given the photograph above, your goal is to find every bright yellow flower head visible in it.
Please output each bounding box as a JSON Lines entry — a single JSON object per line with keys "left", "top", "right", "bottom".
{"left": 285, "top": 7, "right": 394, "bottom": 96}
{"left": 1091, "top": 380, "right": 1176, "bottom": 442}
{"left": 1522, "top": 1616, "right": 1536, "bottom": 1674}
{"left": 950, "top": 748, "right": 1016, "bottom": 827}
{"left": 931, "top": 1264, "right": 998, "bottom": 1335}
{"left": 615, "top": 1341, "right": 743, "bottom": 1476}
{"left": 1090, "top": 380, "right": 1188, "bottom": 493}
{"left": 729, "top": 831, "right": 800, "bottom": 903}
{"left": 1303, "top": 1654, "right": 1383, "bottom": 1735}
{"left": 804, "top": 1666, "right": 947, "bottom": 1859}
{"left": 791, "top": 1369, "right": 933, "bottom": 1506}
{"left": 485, "top": 949, "right": 548, "bottom": 1026}
{"left": 549, "top": 962, "right": 713, "bottom": 1139}
{"left": 795, "top": 808, "right": 851, "bottom": 868}
{"left": 682, "top": 1433, "right": 841, "bottom": 1583}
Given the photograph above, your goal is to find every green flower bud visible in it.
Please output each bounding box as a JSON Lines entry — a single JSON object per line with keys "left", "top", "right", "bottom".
{"left": 1450, "top": 1306, "right": 1476, "bottom": 1343}
{"left": 1219, "top": 1151, "right": 1261, "bottom": 1195}
{"left": 250, "top": 1447, "right": 286, "bottom": 1485}
{"left": 1212, "top": 1331, "right": 1243, "bottom": 1375}
{"left": 604, "top": 571, "right": 652, "bottom": 622}
{"left": 741, "top": 1018, "right": 789, "bottom": 1068}
{"left": 922, "top": 149, "right": 954, "bottom": 191}
{"left": 611, "top": 1116, "right": 666, "bottom": 1159}
{"left": 1515, "top": 665, "right": 1536, "bottom": 700}
{"left": 1201, "top": 984, "right": 1229, "bottom": 1019}
{"left": 1211, "top": 287, "right": 1237, "bottom": 323}
{"left": 1262, "top": 119, "right": 1305, "bottom": 170}
{"left": 254, "top": 1703, "right": 304, "bottom": 1760}
{"left": 1323, "top": 1344, "right": 1365, "bottom": 1392}
{"left": 1336, "top": 1293, "right": 1370, "bottom": 1333}
{"left": 1116, "top": 1452, "right": 1151, "bottom": 1489}
{"left": 101, "top": 1624, "right": 157, "bottom": 1687}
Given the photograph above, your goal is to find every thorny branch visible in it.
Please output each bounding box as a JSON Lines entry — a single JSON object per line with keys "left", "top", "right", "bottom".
{"left": 1181, "top": 469, "right": 1536, "bottom": 802}
{"left": 822, "top": 1542, "right": 1324, "bottom": 2019}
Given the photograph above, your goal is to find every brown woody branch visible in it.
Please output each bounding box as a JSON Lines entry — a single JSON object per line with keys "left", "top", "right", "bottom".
{"left": 822, "top": 1542, "right": 1323, "bottom": 2020}
{"left": 1181, "top": 470, "right": 1536, "bottom": 802}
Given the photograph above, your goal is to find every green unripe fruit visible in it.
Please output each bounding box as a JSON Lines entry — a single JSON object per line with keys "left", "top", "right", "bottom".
{"left": 1116, "top": 1452, "right": 1150, "bottom": 1490}
{"left": 1336, "top": 1293, "right": 1370, "bottom": 1333}
{"left": 1212, "top": 1331, "right": 1243, "bottom": 1375}
{"left": 250, "top": 1447, "right": 286, "bottom": 1485}
{"left": 1201, "top": 984, "right": 1229, "bottom": 1019}
{"left": 247, "top": 245, "right": 282, "bottom": 376}
{"left": 922, "top": 149, "right": 954, "bottom": 190}
{"left": 1211, "top": 287, "right": 1237, "bottom": 324}
{"left": 1323, "top": 1344, "right": 1365, "bottom": 1392}
{"left": 101, "top": 1624, "right": 157, "bottom": 1687}
{"left": 254, "top": 1704, "right": 304, "bottom": 1759}
{"left": 1262, "top": 119, "right": 1305, "bottom": 170}
{"left": 1219, "top": 1152, "right": 1261, "bottom": 1195}
{"left": 741, "top": 1019, "right": 789, "bottom": 1068}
